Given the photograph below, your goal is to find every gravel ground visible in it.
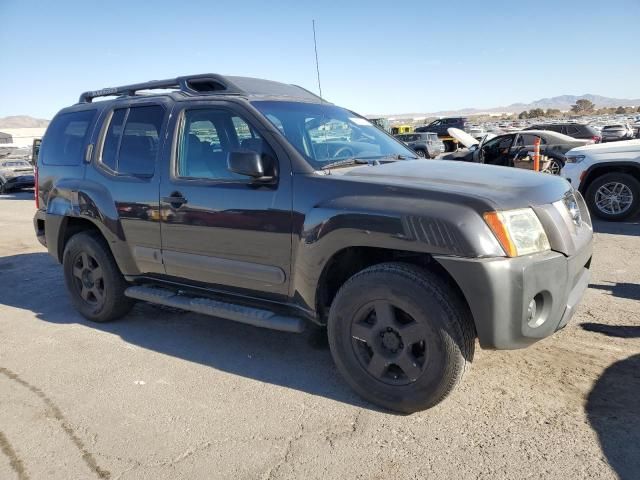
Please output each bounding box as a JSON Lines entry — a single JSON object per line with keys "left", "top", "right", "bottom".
{"left": 0, "top": 190, "right": 638, "bottom": 480}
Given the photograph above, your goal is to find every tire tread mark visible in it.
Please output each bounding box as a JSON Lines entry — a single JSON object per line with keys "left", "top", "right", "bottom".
{"left": 0, "top": 367, "right": 110, "bottom": 479}
{"left": 0, "top": 429, "right": 29, "bottom": 480}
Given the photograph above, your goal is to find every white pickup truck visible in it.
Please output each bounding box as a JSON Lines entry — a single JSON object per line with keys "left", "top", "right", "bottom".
{"left": 562, "top": 139, "right": 640, "bottom": 221}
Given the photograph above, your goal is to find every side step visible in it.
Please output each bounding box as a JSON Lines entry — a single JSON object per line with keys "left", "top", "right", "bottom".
{"left": 124, "top": 286, "right": 306, "bottom": 333}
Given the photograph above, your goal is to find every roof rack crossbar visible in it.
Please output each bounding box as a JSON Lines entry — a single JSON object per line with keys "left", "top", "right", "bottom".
{"left": 78, "top": 74, "right": 245, "bottom": 103}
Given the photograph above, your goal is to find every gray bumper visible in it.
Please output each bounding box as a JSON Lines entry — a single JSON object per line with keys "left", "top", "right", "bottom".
{"left": 434, "top": 243, "right": 593, "bottom": 350}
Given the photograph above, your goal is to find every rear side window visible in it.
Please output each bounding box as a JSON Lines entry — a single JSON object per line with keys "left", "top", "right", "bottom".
{"left": 99, "top": 105, "right": 164, "bottom": 176}
{"left": 565, "top": 125, "right": 581, "bottom": 136}
{"left": 40, "top": 110, "right": 96, "bottom": 165}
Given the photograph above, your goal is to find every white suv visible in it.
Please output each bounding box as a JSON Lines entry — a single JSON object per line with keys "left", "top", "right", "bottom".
{"left": 562, "top": 139, "right": 640, "bottom": 221}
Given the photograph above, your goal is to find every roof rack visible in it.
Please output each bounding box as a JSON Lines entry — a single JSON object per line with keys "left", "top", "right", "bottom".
{"left": 78, "top": 74, "right": 245, "bottom": 103}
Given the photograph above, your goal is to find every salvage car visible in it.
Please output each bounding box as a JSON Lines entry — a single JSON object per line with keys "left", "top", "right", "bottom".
{"left": 415, "top": 117, "right": 468, "bottom": 152}
{"left": 34, "top": 74, "right": 593, "bottom": 413}
{"left": 562, "top": 139, "right": 640, "bottom": 221}
{"left": 0, "top": 159, "right": 35, "bottom": 193}
{"left": 394, "top": 132, "right": 444, "bottom": 158}
{"left": 524, "top": 123, "right": 601, "bottom": 143}
{"left": 601, "top": 123, "right": 635, "bottom": 142}
{"left": 444, "top": 128, "right": 592, "bottom": 174}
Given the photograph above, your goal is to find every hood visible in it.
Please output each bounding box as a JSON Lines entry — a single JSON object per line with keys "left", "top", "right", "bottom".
{"left": 568, "top": 139, "right": 640, "bottom": 154}
{"left": 448, "top": 127, "right": 478, "bottom": 148}
{"left": 448, "top": 128, "right": 496, "bottom": 149}
{"left": 342, "top": 160, "right": 571, "bottom": 210}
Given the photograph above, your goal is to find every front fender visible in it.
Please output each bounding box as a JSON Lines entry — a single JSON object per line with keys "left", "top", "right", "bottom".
{"left": 289, "top": 191, "right": 503, "bottom": 313}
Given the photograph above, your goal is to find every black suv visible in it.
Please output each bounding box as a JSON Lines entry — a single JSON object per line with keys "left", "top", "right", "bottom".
{"left": 524, "top": 123, "right": 601, "bottom": 143}
{"left": 415, "top": 117, "right": 468, "bottom": 152}
{"left": 34, "top": 74, "right": 593, "bottom": 412}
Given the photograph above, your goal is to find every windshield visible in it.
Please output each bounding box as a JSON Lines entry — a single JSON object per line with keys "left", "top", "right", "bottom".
{"left": 251, "top": 101, "right": 416, "bottom": 170}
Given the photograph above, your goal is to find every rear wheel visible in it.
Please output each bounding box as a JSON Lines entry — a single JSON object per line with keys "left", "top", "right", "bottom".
{"left": 327, "top": 262, "right": 475, "bottom": 413}
{"left": 541, "top": 156, "right": 564, "bottom": 175}
{"left": 63, "top": 231, "right": 134, "bottom": 322}
{"left": 585, "top": 172, "right": 640, "bottom": 221}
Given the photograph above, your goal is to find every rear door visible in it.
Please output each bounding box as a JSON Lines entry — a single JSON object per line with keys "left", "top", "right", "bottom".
{"left": 86, "top": 100, "right": 168, "bottom": 274}
{"left": 159, "top": 101, "right": 293, "bottom": 297}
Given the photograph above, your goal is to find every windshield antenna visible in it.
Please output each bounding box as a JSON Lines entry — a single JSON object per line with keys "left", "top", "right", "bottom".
{"left": 312, "top": 20, "right": 323, "bottom": 101}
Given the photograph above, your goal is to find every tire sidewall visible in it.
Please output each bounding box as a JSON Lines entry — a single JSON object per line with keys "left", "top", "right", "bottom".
{"left": 586, "top": 173, "right": 640, "bottom": 221}
{"left": 328, "top": 267, "right": 464, "bottom": 412}
{"left": 63, "top": 233, "right": 123, "bottom": 321}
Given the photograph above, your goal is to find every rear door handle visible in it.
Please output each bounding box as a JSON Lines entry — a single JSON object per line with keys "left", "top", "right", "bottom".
{"left": 162, "top": 193, "right": 188, "bottom": 207}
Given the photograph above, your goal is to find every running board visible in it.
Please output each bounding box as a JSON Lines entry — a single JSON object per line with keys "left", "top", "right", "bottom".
{"left": 124, "top": 285, "right": 306, "bottom": 333}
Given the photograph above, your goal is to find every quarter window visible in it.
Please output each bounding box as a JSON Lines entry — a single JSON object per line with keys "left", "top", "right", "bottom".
{"left": 40, "top": 110, "right": 96, "bottom": 166}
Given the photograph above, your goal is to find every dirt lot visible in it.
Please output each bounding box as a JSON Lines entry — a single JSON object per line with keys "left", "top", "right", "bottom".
{"left": 1, "top": 190, "right": 638, "bottom": 480}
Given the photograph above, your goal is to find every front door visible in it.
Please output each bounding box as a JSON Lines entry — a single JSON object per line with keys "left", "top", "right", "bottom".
{"left": 159, "top": 103, "right": 293, "bottom": 297}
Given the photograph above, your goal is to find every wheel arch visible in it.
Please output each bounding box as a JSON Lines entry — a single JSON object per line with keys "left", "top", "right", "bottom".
{"left": 579, "top": 162, "right": 640, "bottom": 194}
{"left": 314, "top": 246, "right": 475, "bottom": 330}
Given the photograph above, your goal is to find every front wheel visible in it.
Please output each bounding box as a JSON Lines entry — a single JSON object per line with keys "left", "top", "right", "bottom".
{"left": 585, "top": 172, "right": 640, "bottom": 221}
{"left": 63, "top": 231, "right": 135, "bottom": 322}
{"left": 328, "top": 263, "right": 475, "bottom": 413}
{"left": 415, "top": 149, "right": 427, "bottom": 158}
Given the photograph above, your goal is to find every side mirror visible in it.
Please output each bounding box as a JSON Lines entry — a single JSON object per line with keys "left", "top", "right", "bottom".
{"left": 227, "top": 150, "right": 273, "bottom": 180}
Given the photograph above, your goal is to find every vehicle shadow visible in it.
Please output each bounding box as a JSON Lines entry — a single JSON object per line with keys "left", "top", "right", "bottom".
{"left": 588, "top": 281, "right": 640, "bottom": 301}
{"left": 592, "top": 216, "right": 640, "bottom": 236}
{"left": 580, "top": 322, "right": 640, "bottom": 338}
{"left": 0, "top": 252, "right": 382, "bottom": 412}
{"left": 583, "top": 325, "right": 640, "bottom": 480}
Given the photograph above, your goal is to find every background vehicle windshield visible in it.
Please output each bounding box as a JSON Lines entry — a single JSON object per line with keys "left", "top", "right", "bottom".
{"left": 252, "top": 101, "right": 416, "bottom": 169}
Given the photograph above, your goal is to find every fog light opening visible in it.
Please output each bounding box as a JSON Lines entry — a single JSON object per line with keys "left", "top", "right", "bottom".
{"left": 527, "top": 294, "right": 546, "bottom": 328}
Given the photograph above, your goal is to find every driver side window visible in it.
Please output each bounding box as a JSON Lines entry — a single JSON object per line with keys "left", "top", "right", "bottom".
{"left": 177, "top": 108, "right": 274, "bottom": 180}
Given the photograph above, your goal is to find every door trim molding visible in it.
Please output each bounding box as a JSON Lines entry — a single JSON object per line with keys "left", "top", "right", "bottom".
{"left": 162, "top": 250, "right": 286, "bottom": 285}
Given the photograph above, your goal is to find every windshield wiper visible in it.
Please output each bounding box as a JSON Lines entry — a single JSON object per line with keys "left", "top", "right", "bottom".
{"left": 373, "top": 154, "right": 415, "bottom": 161}
{"left": 320, "top": 158, "right": 370, "bottom": 170}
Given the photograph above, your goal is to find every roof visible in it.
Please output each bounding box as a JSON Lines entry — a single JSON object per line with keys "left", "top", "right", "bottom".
{"left": 78, "top": 73, "right": 325, "bottom": 105}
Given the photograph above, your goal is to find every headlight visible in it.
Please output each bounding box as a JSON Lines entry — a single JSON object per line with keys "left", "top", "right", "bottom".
{"left": 484, "top": 208, "right": 550, "bottom": 257}
{"left": 565, "top": 155, "right": 585, "bottom": 164}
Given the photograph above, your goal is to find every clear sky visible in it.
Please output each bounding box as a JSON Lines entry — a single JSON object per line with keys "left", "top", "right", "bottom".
{"left": 1, "top": 0, "right": 639, "bottom": 119}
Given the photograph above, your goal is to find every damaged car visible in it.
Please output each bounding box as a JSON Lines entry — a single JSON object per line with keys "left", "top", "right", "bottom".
{"left": 443, "top": 128, "right": 593, "bottom": 174}
{"left": 0, "top": 159, "right": 35, "bottom": 193}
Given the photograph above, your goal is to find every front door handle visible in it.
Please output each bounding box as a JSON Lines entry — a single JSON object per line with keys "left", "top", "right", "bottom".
{"left": 162, "top": 193, "right": 188, "bottom": 208}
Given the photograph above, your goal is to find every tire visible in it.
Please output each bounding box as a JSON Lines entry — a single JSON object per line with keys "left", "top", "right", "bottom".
{"left": 415, "top": 149, "right": 427, "bottom": 158}
{"left": 541, "top": 156, "right": 564, "bottom": 175}
{"left": 585, "top": 172, "right": 640, "bottom": 221}
{"left": 327, "top": 262, "right": 475, "bottom": 413}
{"left": 63, "top": 231, "right": 134, "bottom": 322}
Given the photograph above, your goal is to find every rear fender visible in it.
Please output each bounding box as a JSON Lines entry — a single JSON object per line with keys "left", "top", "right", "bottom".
{"left": 44, "top": 179, "right": 137, "bottom": 273}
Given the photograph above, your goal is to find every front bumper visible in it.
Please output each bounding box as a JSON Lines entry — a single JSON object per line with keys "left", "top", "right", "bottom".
{"left": 560, "top": 163, "right": 583, "bottom": 190}
{"left": 435, "top": 242, "right": 592, "bottom": 349}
